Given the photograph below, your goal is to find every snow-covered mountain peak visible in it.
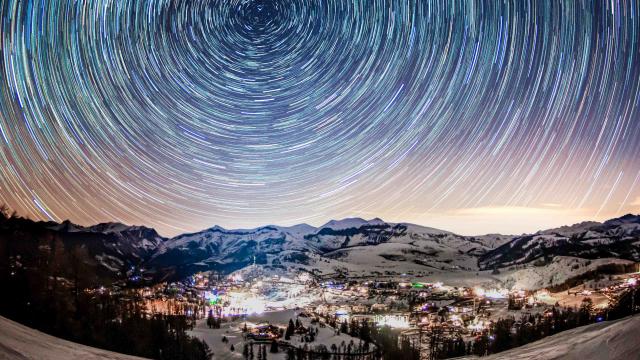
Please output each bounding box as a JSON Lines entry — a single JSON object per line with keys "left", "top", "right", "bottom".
{"left": 400, "top": 222, "right": 451, "bottom": 235}
{"left": 274, "top": 223, "right": 317, "bottom": 234}
{"left": 50, "top": 219, "right": 86, "bottom": 232}
{"left": 22, "top": 213, "right": 640, "bottom": 284}
{"left": 87, "top": 222, "right": 138, "bottom": 234}
{"left": 319, "top": 217, "right": 386, "bottom": 230}
{"left": 538, "top": 221, "right": 602, "bottom": 236}
{"left": 206, "top": 225, "right": 227, "bottom": 232}
{"left": 603, "top": 214, "right": 640, "bottom": 226}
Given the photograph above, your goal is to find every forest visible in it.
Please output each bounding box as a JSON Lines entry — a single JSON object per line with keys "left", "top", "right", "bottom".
{"left": 0, "top": 207, "right": 213, "bottom": 360}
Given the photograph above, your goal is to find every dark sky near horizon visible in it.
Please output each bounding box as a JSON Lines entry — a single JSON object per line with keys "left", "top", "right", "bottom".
{"left": 1, "top": 0, "right": 639, "bottom": 236}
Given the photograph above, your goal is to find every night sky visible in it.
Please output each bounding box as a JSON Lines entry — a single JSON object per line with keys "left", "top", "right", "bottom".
{"left": 1, "top": 0, "right": 639, "bottom": 236}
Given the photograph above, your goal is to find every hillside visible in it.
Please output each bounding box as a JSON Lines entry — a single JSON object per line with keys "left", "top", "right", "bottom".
{"left": 460, "top": 315, "right": 640, "bottom": 360}
{"left": 493, "top": 256, "right": 635, "bottom": 290}
{"left": 0, "top": 316, "right": 147, "bottom": 360}
{"left": 0, "top": 216, "right": 166, "bottom": 285}
{"left": 2, "top": 212, "right": 640, "bottom": 286}
{"left": 149, "top": 220, "right": 510, "bottom": 281}
{"left": 479, "top": 214, "right": 640, "bottom": 271}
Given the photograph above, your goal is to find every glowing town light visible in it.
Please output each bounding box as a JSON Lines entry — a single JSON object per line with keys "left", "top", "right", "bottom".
{"left": 223, "top": 291, "right": 267, "bottom": 315}
{"left": 376, "top": 315, "right": 409, "bottom": 329}
{"left": 534, "top": 289, "right": 549, "bottom": 298}
{"left": 449, "top": 315, "right": 463, "bottom": 326}
{"left": 335, "top": 309, "right": 350, "bottom": 322}
{"left": 468, "top": 320, "right": 487, "bottom": 332}
{"left": 243, "top": 297, "right": 266, "bottom": 315}
{"left": 475, "top": 287, "right": 507, "bottom": 299}
{"left": 205, "top": 291, "right": 220, "bottom": 305}
{"left": 484, "top": 288, "right": 508, "bottom": 299}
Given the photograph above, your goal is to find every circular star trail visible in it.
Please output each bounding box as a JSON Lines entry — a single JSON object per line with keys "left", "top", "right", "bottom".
{"left": 1, "top": 0, "right": 639, "bottom": 235}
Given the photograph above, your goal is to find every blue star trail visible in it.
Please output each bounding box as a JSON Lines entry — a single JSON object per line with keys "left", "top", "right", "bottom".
{"left": 0, "top": 0, "right": 639, "bottom": 235}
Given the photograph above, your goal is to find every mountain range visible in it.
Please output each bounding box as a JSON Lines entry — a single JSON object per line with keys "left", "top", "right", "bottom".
{"left": 1, "top": 213, "right": 639, "bottom": 287}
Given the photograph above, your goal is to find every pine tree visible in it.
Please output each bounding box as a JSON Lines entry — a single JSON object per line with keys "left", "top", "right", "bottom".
{"left": 270, "top": 340, "right": 279, "bottom": 353}
{"left": 339, "top": 320, "right": 348, "bottom": 334}
{"left": 360, "top": 320, "right": 371, "bottom": 343}
{"left": 286, "top": 319, "right": 295, "bottom": 340}
{"left": 243, "top": 343, "right": 250, "bottom": 359}
{"left": 207, "top": 312, "right": 213, "bottom": 328}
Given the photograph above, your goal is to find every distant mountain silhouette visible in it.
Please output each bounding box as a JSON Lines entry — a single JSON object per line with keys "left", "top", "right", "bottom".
{"left": 1, "top": 207, "right": 639, "bottom": 284}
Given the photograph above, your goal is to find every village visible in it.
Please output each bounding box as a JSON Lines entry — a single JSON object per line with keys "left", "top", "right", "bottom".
{"left": 108, "top": 267, "right": 640, "bottom": 359}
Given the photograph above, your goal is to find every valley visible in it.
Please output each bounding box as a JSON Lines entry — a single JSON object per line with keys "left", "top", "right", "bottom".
{"left": 2, "top": 211, "right": 640, "bottom": 359}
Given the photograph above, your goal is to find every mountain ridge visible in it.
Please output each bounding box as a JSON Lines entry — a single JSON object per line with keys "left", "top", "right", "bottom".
{"left": 2, "top": 211, "right": 639, "bottom": 285}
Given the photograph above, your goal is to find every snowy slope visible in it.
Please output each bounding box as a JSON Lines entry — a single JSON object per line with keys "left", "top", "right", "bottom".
{"left": 150, "top": 215, "right": 640, "bottom": 282}
{"left": 460, "top": 315, "right": 640, "bottom": 360}
{"left": 315, "top": 227, "right": 489, "bottom": 274}
{"left": 293, "top": 222, "right": 508, "bottom": 277}
{"left": 320, "top": 217, "right": 386, "bottom": 230}
{"left": 46, "top": 220, "right": 166, "bottom": 258}
{"left": 150, "top": 224, "right": 319, "bottom": 277}
{"left": 7, "top": 214, "right": 640, "bottom": 286}
{"left": 53, "top": 222, "right": 166, "bottom": 276}
{"left": 0, "top": 217, "right": 168, "bottom": 285}
{"left": 480, "top": 214, "right": 640, "bottom": 270}
{"left": 0, "top": 316, "right": 147, "bottom": 360}
{"left": 494, "top": 256, "right": 634, "bottom": 290}
{"left": 149, "top": 219, "right": 511, "bottom": 280}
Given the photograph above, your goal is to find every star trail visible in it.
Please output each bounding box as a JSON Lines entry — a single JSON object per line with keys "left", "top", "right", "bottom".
{"left": 1, "top": 0, "right": 639, "bottom": 236}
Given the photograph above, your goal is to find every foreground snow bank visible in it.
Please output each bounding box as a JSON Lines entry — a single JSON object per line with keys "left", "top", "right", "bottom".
{"left": 0, "top": 316, "right": 147, "bottom": 360}
{"left": 460, "top": 315, "right": 640, "bottom": 360}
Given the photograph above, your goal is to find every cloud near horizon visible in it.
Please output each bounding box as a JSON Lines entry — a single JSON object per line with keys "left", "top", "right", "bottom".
{"left": 405, "top": 206, "right": 607, "bottom": 236}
